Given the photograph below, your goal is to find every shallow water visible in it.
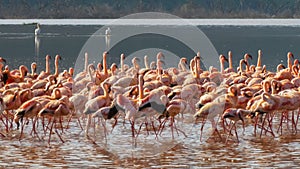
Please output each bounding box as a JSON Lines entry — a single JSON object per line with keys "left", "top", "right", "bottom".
{"left": 0, "top": 113, "right": 300, "bottom": 168}
{"left": 1, "top": 21, "right": 300, "bottom": 168}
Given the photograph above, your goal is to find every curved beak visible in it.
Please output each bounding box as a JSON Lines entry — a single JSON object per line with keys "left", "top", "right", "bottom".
{"left": 289, "top": 52, "right": 294, "bottom": 59}
{"left": 247, "top": 54, "right": 252, "bottom": 60}
{"left": 56, "top": 55, "right": 62, "bottom": 60}
{"left": 159, "top": 60, "right": 166, "bottom": 66}
{"left": 0, "top": 57, "right": 6, "bottom": 63}
{"left": 121, "top": 53, "right": 125, "bottom": 59}
{"left": 133, "top": 57, "right": 141, "bottom": 63}
{"left": 157, "top": 52, "right": 165, "bottom": 60}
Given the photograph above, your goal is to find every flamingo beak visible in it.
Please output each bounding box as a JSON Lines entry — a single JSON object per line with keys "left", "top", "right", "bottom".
{"left": 183, "top": 58, "right": 188, "bottom": 64}
{"left": 224, "top": 56, "right": 228, "bottom": 62}
{"left": 121, "top": 53, "right": 125, "bottom": 59}
{"left": 160, "top": 60, "right": 166, "bottom": 66}
{"left": 157, "top": 52, "right": 165, "bottom": 60}
{"left": 0, "top": 57, "right": 6, "bottom": 63}
{"left": 248, "top": 54, "right": 253, "bottom": 60}
{"left": 135, "top": 57, "right": 141, "bottom": 62}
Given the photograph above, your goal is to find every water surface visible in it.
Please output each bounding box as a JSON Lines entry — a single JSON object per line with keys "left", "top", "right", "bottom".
{"left": 1, "top": 20, "right": 300, "bottom": 168}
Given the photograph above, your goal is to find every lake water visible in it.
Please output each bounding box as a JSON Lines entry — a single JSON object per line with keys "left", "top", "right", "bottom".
{"left": 1, "top": 19, "right": 300, "bottom": 168}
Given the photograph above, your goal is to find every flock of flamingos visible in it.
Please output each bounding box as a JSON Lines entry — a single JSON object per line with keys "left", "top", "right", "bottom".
{"left": 0, "top": 50, "right": 300, "bottom": 144}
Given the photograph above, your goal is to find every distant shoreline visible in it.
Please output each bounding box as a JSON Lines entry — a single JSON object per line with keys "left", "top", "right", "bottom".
{"left": 1, "top": 19, "right": 300, "bottom": 26}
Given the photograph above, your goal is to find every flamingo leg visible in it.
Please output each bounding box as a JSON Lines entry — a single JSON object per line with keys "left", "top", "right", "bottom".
{"left": 54, "top": 120, "right": 65, "bottom": 143}
{"left": 173, "top": 119, "right": 187, "bottom": 138}
{"left": 291, "top": 111, "right": 296, "bottom": 133}
{"left": 277, "top": 112, "right": 284, "bottom": 135}
{"left": 295, "top": 109, "right": 300, "bottom": 134}
{"left": 111, "top": 117, "right": 118, "bottom": 133}
{"left": 151, "top": 120, "right": 158, "bottom": 139}
{"left": 234, "top": 123, "right": 239, "bottom": 143}
{"left": 48, "top": 118, "right": 54, "bottom": 145}
{"left": 32, "top": 117, "right": 41, "bottom": 141}
{"left": 130, "top": 120, "right": 135, "bottom": 138}
{"left": 286, "top": 111, "right": 290, "bottom": 132}
{"left": 144, "top": 120, "right": 150, "bottom": 136}
{"left": 66, "top": 112, "right": 74, "bottom": 129}
{"left": 100, "top": 118, "right": 107, "bottom": 139}
{"left": 77, "top": 117, "right": 83, "bottom": 131}
{"left": 19, "top": 118, "right": 25, "bottom": 141}
{"left": 93, "top": 117, "right": 96, "bottom": 139}
{"left": 260, "top": 114, "right": 267, "bottom": 138}
{"left": 211, "top": 119, "right": 222, "bottom": 141}
{"left": 59, "top": 116, "right": 64, "bottom": 134}
{"left": 85, "top": 114, "right": 91, "bottom": 137}
{"left": 253, "top": 115, "right": 259, "bottom": 137}
{"left": 170, "top": 117, "right": 174, "bottom": 139}
{"left": 199, "top": 118, "right": 206, "bottom": 142}
{"left": 225, "top": 122, "right": 235, "bottom": 144}
{"left": 158, "top": 118, "right": 167, "bottom": 136}
{"left": 136, "top": 121, "right": 144, "bottom": 138}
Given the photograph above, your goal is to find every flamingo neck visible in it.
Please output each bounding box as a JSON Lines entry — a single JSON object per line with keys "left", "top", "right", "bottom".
{"left": 103, "top": 55, "right": 108, "bottom": 76}
{"left": 220, "top": 60, "right": 224, "bottom": 74}
{"left": 54, "top": 58, "right": 59, "bottom": 77}
{"left": 263, "top": 81, "right": 271, "bottom": 93}
{"left": 156, "top": 60, "right": 162, "bottom": 76}
{"left": 239, "top": 60, "right": 244, "bottom": 73}
{"left": 31, "top": 66, "right": 35, "bottom": 76}
{"left": 46, "top": 57, "right": 50, "bottom": 74}
{"left": 229, "top": 55, "right": 233, "bottom": 69}
{"left": 195, "top": 58, "right": 200, "bottom": 78}
{"left": 88, "top": 66, "right": 94, "bottom": 82}
{"left": 134, "top": 61, "right": 140, "bottom": 70}
{"left": 103, "top": 83, "right": 108, "bottom": 98}
{"left": 121, "top": 57, "right": 124, "bottom": 72}
{"left": 138, "top": 75, "right": 144, "bottom": 101}
{"left": 197, "top": 58, "right": 202, "bottom": 73}
{"left": 84, "top": 53, "right": 88, "bottom": 72}
{"left": 20, "top": 66, "right": 26, "bottom": 79}
{"left": 189, "top": 60, "right": 195, "bottom": 76}
{"left": 144, "top": 56, "right": 149, "bottom": 69}
{"left": 181, "top": 61, "right": 187, "bottom": 71}
{"left": 288, "top": 57, "right": 293, "bottom": 72}
{"left": 257, "top": 53, "right": 262, "bottom": 68}
{"left": 0, "top": 63, "right": 3, "bottom": 72}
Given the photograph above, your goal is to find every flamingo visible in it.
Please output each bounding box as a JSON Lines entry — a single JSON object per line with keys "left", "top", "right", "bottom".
{"left": 225, "top": 51, "right": 235, "bottom": 73}
{"left": 2, "top": 65, "right": 28, "bottom": 84}
{"left": 53, "top": 55, "right": 62, "bottom": 77}
{"left": 37, "top": 55, "right": 51, "bottom": 80}
{"left": 38, "top": 96, "right": 73, "bottom": 144}
{"left": 84, "top": 82, "right": 111, "bottom": 136}
{"left": 14, "top": 99, "right": 44, "bottom": 140}
{"left": 74, "top": 52, "right": 89, "bottom": 82}
{"left": 35, "top": 23, "right": 41, "bottom": 36}
{"left": 256, "top": 50, "right": 263, "bottom": 72}
{"left": 158, "top": 98, "right": 192, "bottom": 139}
{"left": 222, "top": 108, "right": 252, "bottom": 143}
{"left": 194, "top": 86, "right": 238, "bottom": 141}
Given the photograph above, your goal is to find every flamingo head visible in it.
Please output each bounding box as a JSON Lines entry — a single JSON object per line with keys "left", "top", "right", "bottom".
{"left": 0, "top": 57, "right": 6, "bottom": 63}
{"left": 288, "top": 52, "right": 294, "bottom": 59}
{"left": 156, "top": 52, "right": 165, "bottom": 60}
{"left": 244, "top": 53, "right": 252, "bottom": 60}
{"left": 219, "top": 55, "right": 228, "bottom": 63}
{"left": 228, "top": 51, "right": 232, "bottom": 57}
{"left": 55, "top": 55, "right": 62, "bottom": 61}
